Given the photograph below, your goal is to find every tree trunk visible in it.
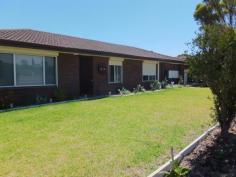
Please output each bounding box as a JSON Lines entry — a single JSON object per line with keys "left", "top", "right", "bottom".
{"left": 217, "top": 102, "right": 235, "bottom": 137}
{"left": 219, "top": 109, "right": 235, "bottom": 137}
{"left": 220, "top": 121, "right": 230, "bottom": 137}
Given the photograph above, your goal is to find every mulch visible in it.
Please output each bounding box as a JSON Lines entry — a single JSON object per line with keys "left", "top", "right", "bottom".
{"left": 180, "top": 123, "right": 236, "bottom": 177}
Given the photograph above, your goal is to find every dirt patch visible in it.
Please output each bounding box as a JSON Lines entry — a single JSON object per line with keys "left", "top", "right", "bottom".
{"left": 181, "top": 123, "right": 236, "bottom": 177}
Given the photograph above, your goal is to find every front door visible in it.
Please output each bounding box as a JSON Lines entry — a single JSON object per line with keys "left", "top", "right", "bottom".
{"left": 79, "top": 56, "right": 93, "bottom": 96}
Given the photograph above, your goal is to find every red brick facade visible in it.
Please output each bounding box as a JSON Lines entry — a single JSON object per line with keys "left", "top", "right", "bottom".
{"left": 58, "top": 53, "right": 80, "bottom": 99}
{"left": 123, "top": 59, "right": 143, "bottom": 90}
{"left": 0, "top": 86, "right": 56, "bottom": 107}
{"left": 159, "top": 62, "right": 186, "bottom": 83}
{"left": 0, "top": 53, "right": 186, "bottom": 107}
{"left": 92, "top": 56, "right": 109, "bottom": 95}
{"left": 93, "top": 58, "right": 159, "bottom": 94}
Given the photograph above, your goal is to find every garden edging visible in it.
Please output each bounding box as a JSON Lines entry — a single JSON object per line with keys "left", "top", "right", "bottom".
{"left": 147, "top": 124, "right": 219, "bottom": 177}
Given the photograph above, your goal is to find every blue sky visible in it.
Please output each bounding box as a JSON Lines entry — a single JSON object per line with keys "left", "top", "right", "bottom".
{"left": 0, "top": 0, "right": 201, "bottom": 56}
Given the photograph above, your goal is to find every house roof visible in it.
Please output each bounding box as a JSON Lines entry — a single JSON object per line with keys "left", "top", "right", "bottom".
{"left": 0, "top": 29, "right": 183, "bottom": 63}
{"left": 177, "top": 54, "right": 189, "bottom": 62}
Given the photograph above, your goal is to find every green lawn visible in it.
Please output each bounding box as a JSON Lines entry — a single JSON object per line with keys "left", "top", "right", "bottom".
{"left": 0, "top": 87, "right": 213, "bottom": 177}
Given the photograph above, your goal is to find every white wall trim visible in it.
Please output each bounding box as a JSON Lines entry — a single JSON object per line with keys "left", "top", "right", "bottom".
{"left": 109, "top": 57, "right": 124, "bottom": 66}
{"left": 143, "top": 60, "right": 159, "bottom": 64}
{"left": 0, "top": 45, "right": 184, "bottom": 65}
{"left": 0, "top": 46, "right": 59, "bottom": 57}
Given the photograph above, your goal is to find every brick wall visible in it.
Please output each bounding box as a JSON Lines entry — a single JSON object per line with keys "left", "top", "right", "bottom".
{"left": 58, "top": 53, "right": 80, "bottom": 98}
{"left": 92, "top": 56, "right": 109, "bottom": 95}
{"left": 0, "top": 53, "right": 187, "bottom": 108}
{"left": 123, "top": 59, "right": 143, "bottom": 90}
{"left": 0, "top": 86, "right": 56, "bottom": 106}
{"left": 159, "top": 62, "right": 185, "bottom": 83}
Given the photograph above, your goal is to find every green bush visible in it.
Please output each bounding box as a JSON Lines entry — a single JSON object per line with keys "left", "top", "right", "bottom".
{"left": 161, "top": 79, "right": 168, "bottom": 89}
{"left": 164, "top": 160, "right": 189, "bottom": 177}
{"left": 150, "top": 81, "right": 161, "bottom": 91}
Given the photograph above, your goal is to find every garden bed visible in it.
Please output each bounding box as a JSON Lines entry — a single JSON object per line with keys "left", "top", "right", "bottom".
{"left": 181, "top": 122, "right": 236, "bottom": 177}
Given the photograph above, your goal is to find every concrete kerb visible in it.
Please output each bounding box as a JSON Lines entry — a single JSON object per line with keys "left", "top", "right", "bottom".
{"left": 147, "top": 124, "right": 218, "bottom": 177}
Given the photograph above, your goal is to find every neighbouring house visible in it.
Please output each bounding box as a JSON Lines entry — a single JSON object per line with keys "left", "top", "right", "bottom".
{"left": 0, "top": 29, "right": 187, "bottom": 106}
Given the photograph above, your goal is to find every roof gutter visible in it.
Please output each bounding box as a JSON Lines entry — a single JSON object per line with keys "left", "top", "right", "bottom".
{"left": 0, "top": 39, "right": 185, "bottom": 64}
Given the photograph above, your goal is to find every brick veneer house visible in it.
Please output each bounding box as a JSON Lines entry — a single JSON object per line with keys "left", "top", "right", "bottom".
{"left": 0, "top": 29, "right": 187, "bottom": 106}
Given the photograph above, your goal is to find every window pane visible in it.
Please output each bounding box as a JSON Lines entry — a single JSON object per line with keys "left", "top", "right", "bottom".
{"left": 16, "top": 55, "right": 43, "bottom": 86}
{"left": 143, "top": 75, "right": 148, "bottom": 81}
{"left": 116, "top": 66, "right": 121, "bottom": 83}
{"left": 0, "top": 53, "right": 14, "bottom": 86}
{"left": 109, "top": 65, "right": 114, "bottom": 82}
{"left": 45, "top": 57, "right": 56, "bottom": 85}
{"left": 149, "top": 75, "right": 156, "bottom": 81}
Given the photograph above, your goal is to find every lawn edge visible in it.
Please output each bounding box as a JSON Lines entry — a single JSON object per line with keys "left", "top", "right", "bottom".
{"left": 0, "top": 88, "right": 173, "bottom": 113}
{"left": 147, "top": 123, "right": 218, "bottom": 177}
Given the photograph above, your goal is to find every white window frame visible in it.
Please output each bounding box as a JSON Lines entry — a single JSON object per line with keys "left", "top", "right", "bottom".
{"left": 142, "top": 75, "right": 156, "bottom": 82}
{"left": 0, "top": 53, "right": 58, "bottom": 88}
{"left": 108, "top": 57, "right": 123, "bottom": 84}
{"left": 142, "top": 61, "right": 157, "bottom": 82}
{"left": 109, "top": 65, "right": 123, "bottom": 84}
{"left": 44, "top": 56, "right": 58, "bottom": 86}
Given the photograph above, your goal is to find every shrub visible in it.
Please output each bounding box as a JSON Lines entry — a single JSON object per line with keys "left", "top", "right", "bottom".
{"left": 161, "top": 79, "right": 168, "bottom": 89}
{"left": 190, "top": 1, "right": 236, "bottom": 136}
{"left": 150, "top": 81, "right": 161, "bottom": 91}
{"left": 164, "top": 160, "right": 189, "bottom": 177}
{"left": 133, "top": 84, "right": 146, "bottom": 93}
{"left": 118, "top": 87, "right": 131, "bottom": 95}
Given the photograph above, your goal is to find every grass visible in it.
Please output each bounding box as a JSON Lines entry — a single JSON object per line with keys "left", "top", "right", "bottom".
{"left": 0, "top": 87, "right": 213, "bottom": 177}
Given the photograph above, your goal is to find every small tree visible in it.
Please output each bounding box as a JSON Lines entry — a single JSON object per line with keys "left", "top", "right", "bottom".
{"left": 189, "top": 0, "right": 236, "bottom": 136}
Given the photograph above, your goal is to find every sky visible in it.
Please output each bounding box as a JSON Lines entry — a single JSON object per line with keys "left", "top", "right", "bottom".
{"left": 0, "top": 0, "right": 201, "bottom": 57}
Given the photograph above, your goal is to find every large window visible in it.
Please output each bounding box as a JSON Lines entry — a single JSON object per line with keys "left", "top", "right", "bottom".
{"left": 0, "top": 54, "right": 14, "bottom": 86}
{"left": 109, "top": 65, "right": 122, "bottom": 83}
{"left": 16, "top": 55, "right": 44, "bottom": 86}
{"left": 142, "top": 62, "right": 157, "bottom": 81}
{"left": 0, "top": 53, "right": 57, "bottom": 87}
